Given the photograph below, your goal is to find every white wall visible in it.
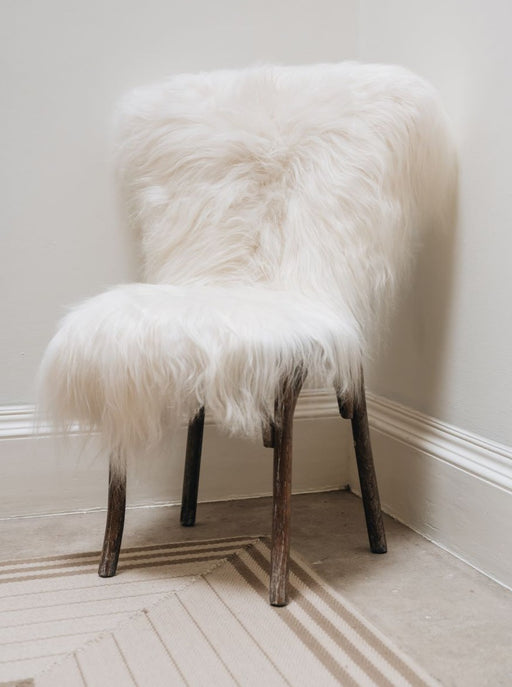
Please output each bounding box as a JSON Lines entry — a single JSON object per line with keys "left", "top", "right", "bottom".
{"left": 359, "top": 0, "right": 512, "bottom": 447}
{"left": 0, "top": 0, "right": 359, "bottom": 405}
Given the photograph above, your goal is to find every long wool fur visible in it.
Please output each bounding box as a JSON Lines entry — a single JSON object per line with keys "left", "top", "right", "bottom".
{"left": 38, "top": 62, "right": 456, "bottom": 468}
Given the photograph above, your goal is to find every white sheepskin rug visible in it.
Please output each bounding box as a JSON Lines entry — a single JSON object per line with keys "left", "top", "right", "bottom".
{"left": 38, "top": 62, "right": 456, "bottom": 462}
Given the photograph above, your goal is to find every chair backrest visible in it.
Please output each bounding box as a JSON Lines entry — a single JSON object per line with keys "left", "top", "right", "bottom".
{"left": 115, "top": 62, "right": 455, "bottom": 325}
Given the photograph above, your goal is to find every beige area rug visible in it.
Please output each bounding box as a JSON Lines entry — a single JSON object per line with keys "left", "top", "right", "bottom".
{"left": 0, "top": 536, "right": 439, "bottom": 687}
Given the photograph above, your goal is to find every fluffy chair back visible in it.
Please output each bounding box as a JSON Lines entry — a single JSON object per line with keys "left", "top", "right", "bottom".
{"left": 38, "top": 63, "right": 456, "bottom": 459}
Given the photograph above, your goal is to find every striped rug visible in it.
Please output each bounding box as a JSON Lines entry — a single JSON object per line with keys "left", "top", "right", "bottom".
{"left": 0, "top": 537, "right": 439, "bottom": 686}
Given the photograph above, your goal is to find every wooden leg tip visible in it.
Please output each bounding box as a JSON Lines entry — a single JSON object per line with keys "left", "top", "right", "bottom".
{"left": 270, "top": 594, "right": 289, "bottom": 607}
{"left": 98, "top": 561, "right": 117, "bottom": 578}
{"left": 370, "top": 542, "right": 387, "bottom": 554}
{"left": 180, "top": 509, "right": 196, "bottom": 527}
{"left": 269, "top": 576, "right": 289, "bottom": 606}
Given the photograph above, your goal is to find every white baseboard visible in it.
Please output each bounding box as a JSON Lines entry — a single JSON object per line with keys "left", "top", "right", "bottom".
{"left": 0, "top": 390, "right": 350, "bottom": 519}
{"left": 361, "top": 393, "right": 512, "bottom": 590}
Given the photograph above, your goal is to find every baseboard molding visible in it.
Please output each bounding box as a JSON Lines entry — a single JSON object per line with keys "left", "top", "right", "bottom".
{"left": 0, "top": 389, "right": 340, "bottom": 439}
{"left": 367, "top": 394, "right": 512, "bottom": 493}
{"left": 362, "top": 393, "right": 512, "bottom": 589}
{"left": 0, "top": 390, "right": 349, "bottom": 520}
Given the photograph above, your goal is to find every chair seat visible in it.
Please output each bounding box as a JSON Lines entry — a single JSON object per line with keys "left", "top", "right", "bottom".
{"left": 39, "top": 282, "right": 361, "bottom": 450}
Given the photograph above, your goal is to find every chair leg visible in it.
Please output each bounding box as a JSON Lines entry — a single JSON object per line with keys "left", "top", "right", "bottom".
{"left": 270, "top": 373, "right": 303, "bottom": 606}
{"left": 98, "top": 458, "right": 127, "bottom": 578}
{"left": 180, "top": 407, "right": 205, "bottom": 527}
{"left": 347, "top": 374, "right": 387, "bottom": 554}
{"left": 262, "top": 420, "right": 275, "bottom": 448}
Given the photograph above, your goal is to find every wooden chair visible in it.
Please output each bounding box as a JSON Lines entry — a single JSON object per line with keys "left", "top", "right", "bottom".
{"left": 39, "top": 63, "right": 455, "bottom": 606}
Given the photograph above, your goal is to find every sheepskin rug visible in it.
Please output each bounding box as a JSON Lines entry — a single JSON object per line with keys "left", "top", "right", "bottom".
{"left": 38, "top": 62, "right": 456, "bottom": 462}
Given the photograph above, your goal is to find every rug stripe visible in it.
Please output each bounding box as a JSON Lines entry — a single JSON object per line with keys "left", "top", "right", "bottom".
{"left": 177, "top": 594, "right": 241, "bottom": 685}
{"left": 111, "top": 636, "right": 139, "bottom": 687}
{"left": 256, "top": 539, "right": 436, "bottom": 687}
{"left": 35, "top": 655, "right": 84, "bottom": 687}
{"left": 203, "top": 577, "right": 291, "bottom": 686}
{"left": 228, "top": 550, "right": 361, "bottom": 686}
{"left": 0, "top": 549, "right": 224, "bottom": 576}
{"left": 244, "top": 544, "right": 405, "bottom": 687}
{"left": 238, "top": 546, "right": 387, "bottom": 687}
{"left": 0, "top": 589, "right": 173, "bottom": 619}
{"left": 177, "top": 576, "right": 289, "bottom": 686}
{"left": 0, "top": 570, "right": 207, "bottom": 604}
{"left": 0, "top": 543, "right": 252, "bottom": 581}
{"left": 143, "top": 611, "right": 189, "bottom": 686}
{"left": 1, "top": 633, "right": 100, "bottom": 664}
{"left": 147, "top": 597, "right": 237, "bottom": 685}
{"left": 0, "top": 577, "right": 192, "bottom": 611}
{"left": 75, "top": 634, "right": 136, "bottom": 686}
{"left": 114, "top": 612, "right": 187, "bottom": 687}
{"left": 0, "top": 536, "right": 254, "bottom": 569}
{"left": 0, "top": 540, "right": 255, "bottom": 574}
{"left": 0, "top": 552, "right": 241, "bottom": 585}
{"left": 205, "top": 555, "right": 340, "bottom": 686}
{"left": 285, "top": 550, "right": 436, "bottom": 685}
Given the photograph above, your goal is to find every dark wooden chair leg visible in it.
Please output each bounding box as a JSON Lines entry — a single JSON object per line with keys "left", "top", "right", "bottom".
{"left": 98, "top": 458, "right": 127, "bottom": 578}
{"left": 343, "top": 373, "right": 387, "bottom": 554}
{"left": 262, "top": 420, "right": 275, "bottom": 448}
{"left": 180, "top": 407, "right": 205, "bottom": 527}
{"left": 270, "top": 373, "right": 303, "bottom": 606}
{"left": 337, "top": 392, "right": 354, "bottom": 420}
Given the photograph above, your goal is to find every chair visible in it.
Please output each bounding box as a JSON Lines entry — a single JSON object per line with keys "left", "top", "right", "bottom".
{"left": 38, "top": 63, "right": 455, "bottom": 606}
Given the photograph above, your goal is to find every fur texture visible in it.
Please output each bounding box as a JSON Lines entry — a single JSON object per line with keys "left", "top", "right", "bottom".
{"left": 38, "top": 62, "right": 456, "bottom": 464}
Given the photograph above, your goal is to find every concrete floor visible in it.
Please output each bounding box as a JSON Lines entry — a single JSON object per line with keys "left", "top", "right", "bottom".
{"left": 2, "top": 490, "right": 511, "bottom": 687}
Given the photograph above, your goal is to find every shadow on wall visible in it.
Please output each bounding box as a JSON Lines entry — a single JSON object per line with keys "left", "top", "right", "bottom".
{"left": 363, "top": 157, "right": 458, "bottom": 521}
{"left": 366, "top": 164, "right": 459, "bottom": 421}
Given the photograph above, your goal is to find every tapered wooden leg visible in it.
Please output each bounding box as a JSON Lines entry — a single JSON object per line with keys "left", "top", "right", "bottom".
{"left": 98, "top": 458, "right": 126, "bottom": 578}
{"left": 262, "top": 420, "right": 275, "bottom": 448}
{"left": 270, "top": 373, "right": 303, "bottom": 606}
{"left": 180, "top": 407, "right": 205, "bottom": 527}
{"left": 347, "top": 374, "right": 387, "bottom": 554}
